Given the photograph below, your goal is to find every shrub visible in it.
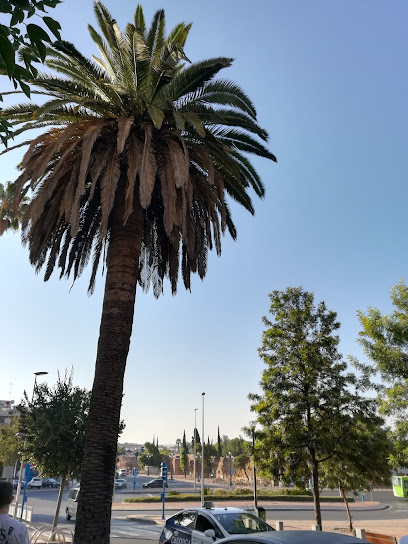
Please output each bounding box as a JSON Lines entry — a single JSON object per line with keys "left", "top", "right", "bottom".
{"left": 212, "top": 488, "right": 229, "bottom": 496}
{"left": 168, "top": 491, "right": 180, "bottom": 496}
{"left": 234, "top": 488, "right": 253, "bottom": 495}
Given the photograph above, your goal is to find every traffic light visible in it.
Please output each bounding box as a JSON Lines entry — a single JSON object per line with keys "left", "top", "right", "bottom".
{"left": 141, "top": 446, "right": 145, "bottom": 453}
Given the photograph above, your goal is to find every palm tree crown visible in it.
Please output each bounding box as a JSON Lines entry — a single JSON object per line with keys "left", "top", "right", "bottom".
{"left": 2, "top": 2, "right": 276, "bottom": 296}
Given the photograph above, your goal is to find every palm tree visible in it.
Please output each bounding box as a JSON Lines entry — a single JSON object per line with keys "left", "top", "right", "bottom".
{"left": 1, "top": 3, "right": 276, "bottom": 542}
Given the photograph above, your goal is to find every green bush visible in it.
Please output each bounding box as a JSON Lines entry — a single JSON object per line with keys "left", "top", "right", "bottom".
{"left": 234, "top": 488, "right": 253, "bottom": 495}
{"left": 168, "top": 491, "right": 180, "bottom": 496}
{"left": 211, "top": 488, "right": 229, "bottom": 496}
{"left": 123, "top": 493, "right": 354, "bottom": 504}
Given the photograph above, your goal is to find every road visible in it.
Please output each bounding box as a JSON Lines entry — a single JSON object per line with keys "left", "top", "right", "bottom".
{"left": 22, "top": 476, "right": 407, "bottom": 541}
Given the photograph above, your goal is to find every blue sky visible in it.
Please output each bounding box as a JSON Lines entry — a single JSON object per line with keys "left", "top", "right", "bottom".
{"left": 1, "top": 0, "right": 407, "bottom": 445}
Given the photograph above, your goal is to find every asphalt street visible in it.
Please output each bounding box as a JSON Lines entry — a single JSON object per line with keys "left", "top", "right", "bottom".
{"left": 21, "top": 476, "right": 407, "bottom": 541}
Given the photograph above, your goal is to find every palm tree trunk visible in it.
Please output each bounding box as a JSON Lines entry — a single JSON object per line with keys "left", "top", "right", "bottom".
{"left": 74, "top": 182, "right": 144, "bottom": 544}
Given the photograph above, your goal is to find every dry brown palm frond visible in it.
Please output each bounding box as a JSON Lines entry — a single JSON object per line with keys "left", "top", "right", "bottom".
{"left": 190, "top": 144, "right": 214, "bottom": 185}
{"left": 140, "top": 124, "right": 156, "bottom": 209}
{"left": 174, "top": 188, "right": 183, "bottom": 226}
{"left": 32, "top": 125, "right": 79, "bottom": 183}
{"left": 124, "top": 134, "right": 142, "bottom": 224}
{"left": 214, "top": 171, "right": 226, "bottom": 232}
{"left": 67, "top": 162, "right": 81, "bottom": 227}
{"left": 89, "top": 152, "right": 107, "bottom": 201}
{"left": 78, "top": 122, "right": 105, "bottom": 198}
{"left": 167, "top": 139, "right": 189, "bottom": 188}
{"left": 117, "top": 116, "right": 134, "bottom": 154}
{"left": 12, "top": 171, "right": 29, "bottom": 214}
{"left": 158, "top": 151, "right": 176, "bottom": 237}
{"left": 24, "top": 141, "right": 79, "bottom": 228}
{"left": 99, "top": 146, "right": 120, "bottom": 239}
{"left": 21, "top": 132, "right": 52, "bottom": 169}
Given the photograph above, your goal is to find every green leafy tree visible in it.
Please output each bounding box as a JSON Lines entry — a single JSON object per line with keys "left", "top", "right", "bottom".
{"left": 138, "top": 442, "right": 160, "bottom": 468}
{"left": 0, "top": 416, "right": 20, "bottom": 468}
{"left": 233, "top": 453, "right": 250, "bottom": 482}
{"left": 1, "top": 3, "right": 275, "bottom": 542}
{"left": 0, "top": 181, "right": 28, "bottom": 234}
{"left": 175, "top": 439, "right": 181, "bottom": 453}
{"left": 321, "top": 416, "right": 390, "bottom": 531}
{"left": 357, "top": 280, "right": 408, "bottom": 468}
{"left": 17, "top": 371, "right": 90, "bottom": 533}
{"left": 180, "top": 430, "right": 188, "bottom": 477}
{"left": 0, "top": 0, "right": 62, "bottom": 144}
{"left": 160, "top": 447, "right": 171, "bottom": 455}
{"left": 249, "top": 287, "right": 380, "bottom": 529}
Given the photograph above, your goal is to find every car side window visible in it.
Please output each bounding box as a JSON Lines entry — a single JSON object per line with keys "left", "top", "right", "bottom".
{"left": 195, "top": 514, "right": 223, "bottom": 538}
{"left": 69, "top": 489, "right": 78, "bottom": 501}
{"left": 179, "top": 512, "right": 196, "bottom": 528}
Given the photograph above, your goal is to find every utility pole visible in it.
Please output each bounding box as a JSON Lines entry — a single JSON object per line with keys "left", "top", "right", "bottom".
{"left": 201, "top": 393, "right": 205, "bottom": 506}
{"left": 193, "top": 408, "right": 197, "bottom": 491}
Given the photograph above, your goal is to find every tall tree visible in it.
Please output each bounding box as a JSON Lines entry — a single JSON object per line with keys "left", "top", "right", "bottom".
{"left": 17, "top": 371, "right": 90, "bottom": 533}
{"left": 1, "top": 4, "right": 275, "bottom": 542}
{"left": 175, "top": 438, "right": 181, "bottom": 453}
{"left": 138, "top": 442, "right": 160, "bottom": 468}
{"left": 249, "top": 287, "right": 379, "bottom": 529}
{"left": 357, "top": 280, "right": 408, "bottom": 468}
{"left": 0, "top": 416, "right": 20, "bottom": 469}
{"left": 0, "top": 181, "right": 28, "bottom": 234}
{"left": 233, "top": 453, "right": 250, "bottom": 482}
{"left": 217, "top": 426, "right": 222, "bottom": 457}
{"left": 180, "top": 430, "right": 188, "bottom": 477}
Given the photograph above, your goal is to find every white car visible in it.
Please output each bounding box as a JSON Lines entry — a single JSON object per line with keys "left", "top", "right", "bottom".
{"left": 27, "top": 477, "right": 43, "bottom": 489}
{"left": 159, "top": 507, "right": 275, "bottom": 544}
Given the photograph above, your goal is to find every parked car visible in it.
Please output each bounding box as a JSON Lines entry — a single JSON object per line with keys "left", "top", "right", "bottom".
{"left": 143, "top": 478, "right": 168, "bottom": 488}
{"left": 42, "top": 478, "right": 60, "bottom": 488}
{"left": 27, "top": 477, "right": 43, "bottom": 489}
{"left": 66, "top": 486, "right": 80, "bottom": 520}
{"left": 159, "top": 507, "right": 274, "bottom": 544}
{"left": 115, "top": 479, "right": 127, "bottom": 489}
{"left": 212, "top": 532, "right": 369, "bottom": 544}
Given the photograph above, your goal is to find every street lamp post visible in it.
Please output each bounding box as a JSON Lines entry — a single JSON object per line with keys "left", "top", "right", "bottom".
{"left": 193, "top": 408, "right": 198, "bottom": 491}
{"left": 201, "top": 393, "right": 205, "bottom": 506}
{"left": 14, "top": 371, "right": 48, "bottom": 519}
{"left": 147, "top": 454, "right": 151, "bottom": 476}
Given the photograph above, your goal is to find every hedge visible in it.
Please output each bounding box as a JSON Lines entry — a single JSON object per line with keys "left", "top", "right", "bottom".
{"left": 123, "top": 494, "right": 354, "bottom": 503}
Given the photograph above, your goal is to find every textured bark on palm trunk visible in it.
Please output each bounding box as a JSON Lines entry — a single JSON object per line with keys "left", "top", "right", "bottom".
{"left": 74, "top": 185, "right": 143, "bottom": 544}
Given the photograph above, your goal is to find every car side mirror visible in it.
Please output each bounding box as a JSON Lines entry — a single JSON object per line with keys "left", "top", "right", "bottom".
{"left": 203, "top": 529, "right": 216, "bottom": 540}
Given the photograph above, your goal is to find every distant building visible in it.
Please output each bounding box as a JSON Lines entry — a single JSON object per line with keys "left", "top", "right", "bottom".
{"left": 0, "top": 400, "right": 15, "bottom": 426}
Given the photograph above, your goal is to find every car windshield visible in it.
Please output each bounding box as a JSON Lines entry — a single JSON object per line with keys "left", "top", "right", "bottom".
{"left": 213, "top": 513, "right": 273, "bottom": 534}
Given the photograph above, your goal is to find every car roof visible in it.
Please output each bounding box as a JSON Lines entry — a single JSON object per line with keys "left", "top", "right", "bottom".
{"left": 174, "top": 507, "right": 246, "bottom": 515}
{"left": 216, "top": 531, "right": 369, "bottom": 544}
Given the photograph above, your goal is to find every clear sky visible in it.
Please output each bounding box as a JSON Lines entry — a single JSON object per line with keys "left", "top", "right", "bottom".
{"left": 1, "top": 0, "right": 407, "bottom": 445}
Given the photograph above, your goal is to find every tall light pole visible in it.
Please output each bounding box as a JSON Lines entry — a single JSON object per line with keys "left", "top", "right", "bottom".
{"left": 201, "top": 393, "right": 205, "bottom": 506}
{"left": 193, "top": 408, "right": 198, "bottom": 490}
